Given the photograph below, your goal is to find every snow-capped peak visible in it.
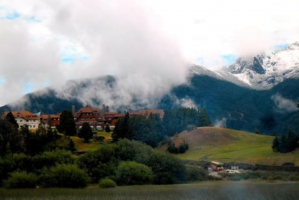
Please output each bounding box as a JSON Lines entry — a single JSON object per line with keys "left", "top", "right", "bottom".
{"left": 226, "top": 42, "right": 299, "bottom": 89}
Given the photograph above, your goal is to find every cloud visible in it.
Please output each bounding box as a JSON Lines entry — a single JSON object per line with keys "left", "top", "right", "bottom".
{"left": 214, "top": 117, "right": 227, "bottom": 127}
{"left": 140, "top": 0, "right": 299, "bottom": 67}
{"left": 0, "top": 0, "right": 299, "bottom": 107}
{"left": 175, "top": 98, "right": 197, "bottom": 108}
{"left": 0, "top": 6, "right": 20, "bottom": 20}
{"left": 0, "top": 0, "right": 189, "bottom": 109}
{"left": 0, "top": 19, "right": 62, "bottom": 106}
{"left": 271, "top": 94, "right": 298, "bottom": 113}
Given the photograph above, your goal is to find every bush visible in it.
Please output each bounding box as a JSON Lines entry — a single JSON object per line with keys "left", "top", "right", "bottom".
{"left": 12, "top": 154, "right": 33, "bottom": 173}
{"left": 39, "top": 164, "right": 90, "bottom": 188}
{"left": 55, "top": 136, "right": 76, "bottom": 151}
{"left": 77, "top": 144, "right": 118, "bottom": 183}
{"left": 4, "top": 171, "right": 37, "bottom": 188}
{"left": 186, "top": 165, "right": 208, "bottom": 181}
{"left": 147, "top": 152, "right": 186, "bottom": 184}
{"left": 99, "top": 178, "right": 116, "bottom": 188}
{"left": 0, "top": 156, "right": 15, "bottom": 186}
{"left": 115, "top": 161, "right": 153, "bottom": 185}
{"left": 77, "top": 140, "right": 188, "bottom": 185}
{"left": 33, "top": 150, "right": 75, "bottom": 171}
{"left": 77, "top": 140, "right": 154, "bottom": 183}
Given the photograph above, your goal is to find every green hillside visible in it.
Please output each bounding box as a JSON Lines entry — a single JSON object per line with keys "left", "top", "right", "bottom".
{"left": 161, "top": 127, "right": 299, "bottom": 166}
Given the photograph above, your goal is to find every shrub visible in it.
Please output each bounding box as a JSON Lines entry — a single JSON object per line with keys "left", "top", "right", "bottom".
{"left": 186, "top": 165, "right": 208, "bottom": 181}
{"left": 12, "top": 154, "right": 33, "bottom": 172}
{"left": 99, "top": 178, "right": 116, "bottom": 188}
{"left": 115, "top": 161, "right": 153, "bottom": 185}
{"left": 77, "top": 144, "right": 118, "bottom": 183}
{"left": 39, "top": 164, "right": 89, "bottom": 188}
{"left": 0, "top": 156, "right": 15, "bottom": 186}
{"left": 4, "top": 171, "right": 37, "bottom": 188}
{"left": 147, "top": 152, "right": 186, "bottom": 184}
{"left": 33, "top": 150, "right": 75, "bottom": 171}
{"left": 116, "top": 139, "right": 154, "bottom": 164}
{"left": 55, "top": 136, "right": 76, "bottom": 151}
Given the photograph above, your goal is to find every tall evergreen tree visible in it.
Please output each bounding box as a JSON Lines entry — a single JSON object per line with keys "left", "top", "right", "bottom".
{"left": 112, "top": 112, "right": 132, "bottom": 141}
{"left": 105, "top": 124, "right": 111, "bottom": 133}
{"left": 5, "top": 112, "right": 19, "bottom": 129}
{"left": 272, "top": 136, "right": 280, "bottom": 152}
{"left": 0, "top": 119, "right": 22, "bottom": 156}
{"left": 78, "top": 122, "right": 93, "bottom": 142}
{"left": 279, "top": 134, "right": 287, "bottom": 153}
{"left": 286, "top": 130, "right": 297, "bottom": 152}
{"left": 198, "top": 109, "right": 211, "bottom": 127}
{"left": 57, "top": 110, "right": 77, "bottom": 136}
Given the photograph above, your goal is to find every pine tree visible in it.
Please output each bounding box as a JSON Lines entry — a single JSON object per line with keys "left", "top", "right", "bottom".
{"left": 57, "top": 110, "right": 77, "bottom": 136}
{"left": 6, "top": 112, "right": 19, "bottom": 129}
{"left": 78, "top": 122, "right": 93, "bottom": 142}
{"left": 279, "top": 134, "right": 287, "bottom": 153}
{"left": 105, "top": 124, "right": 111, "bottom": 133}
{"left": 286, "top": 130, "right": 297, "bottom": 152}
{"left": 272, "top": 136, "right": 280, "bottom": 152}
{"left": 112, "top": 112, "right": 132, "bottom": 141}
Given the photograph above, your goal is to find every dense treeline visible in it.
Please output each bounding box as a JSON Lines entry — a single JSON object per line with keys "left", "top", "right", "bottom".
{"left": 0, "top": 140, "right": 208, "bottom": 188}
{"left": 167, "top": 140, "right": 189, "bottom": 154}
{"left": 272, "top": 130, "right": 298, "bottom": 153}
{"left": 0, "top": 109, "right": 212, "bottom": 188}
{"left": 112, "top": 108, "right": 211, "bottom": 147}
{"left": 0, "top": 117, "right": 75, "bottom": 157}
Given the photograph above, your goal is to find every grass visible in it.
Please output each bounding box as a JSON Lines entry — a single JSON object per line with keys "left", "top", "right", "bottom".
{"left": 161, "top": 127, "right": 299, "bottom": 165}
{"left": 70, "top": 131, "right": 112, "bottom": 152}
{"left": 0, "top": 182, "right": 298, "bottom": 200}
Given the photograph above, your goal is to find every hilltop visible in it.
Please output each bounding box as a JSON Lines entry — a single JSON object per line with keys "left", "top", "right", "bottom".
{"left": 160, "top": 127, "right": 299, "bottom": 166}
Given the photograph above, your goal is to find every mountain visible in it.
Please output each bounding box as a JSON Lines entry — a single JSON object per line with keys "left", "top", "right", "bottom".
{"left": 1, "top": 43, "right": 299, "bottom": 135}
{"left": 159, "top": 75, "right": 299, "bottom": 134}
{"left": 226, "top": 42, "right": 299, "bottom": 89}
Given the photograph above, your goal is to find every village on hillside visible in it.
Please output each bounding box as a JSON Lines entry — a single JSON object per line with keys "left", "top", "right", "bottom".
{"left": 1, "top": 105, "right": 164, "bottom": 131}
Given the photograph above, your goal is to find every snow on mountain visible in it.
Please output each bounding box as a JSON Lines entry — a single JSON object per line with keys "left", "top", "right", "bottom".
{"left": 190, "top": 65, "right": 254, "bottom": 89}
{"left": 225, "top": 42, "right": 299, "bottom": 89}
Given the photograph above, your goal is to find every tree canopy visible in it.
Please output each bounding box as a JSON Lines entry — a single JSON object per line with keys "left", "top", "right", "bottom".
{"left": 57, "top": 110, "right": 77, "bottom": 136}
{"left": 78, "top": 122, "right": 93, "bottom": 142}
{"left": 112, "top": 108, "right": 211, "bottom": 147}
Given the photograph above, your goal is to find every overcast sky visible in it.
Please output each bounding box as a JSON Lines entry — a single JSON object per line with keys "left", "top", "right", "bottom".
{"left": 0, "top": 0, "right": 299, "bottom": 106}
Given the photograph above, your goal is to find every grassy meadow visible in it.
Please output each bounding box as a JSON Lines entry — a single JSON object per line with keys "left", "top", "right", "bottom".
{"left": 161, "top": 127, "right": 299, "bottom": 165}
{"left": 70, "top": 131, "right": 112, "bottom": 152}
{"left": 0, "top": 182, "right": 298, "bottom": 200}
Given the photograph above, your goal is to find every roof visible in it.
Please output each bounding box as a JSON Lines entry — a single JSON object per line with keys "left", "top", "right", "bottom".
{"left": 77, "top": 105, "right": 102, "bottom": 114}
{"left": 40, "top": 115, "right": 60, "bottom": 120}
{"left": 2, "top": 111, "right": 42, "bottom": 120}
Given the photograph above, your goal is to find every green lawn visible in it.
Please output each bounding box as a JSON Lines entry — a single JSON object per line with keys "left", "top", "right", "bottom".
{"left": 70, "top": 131, "right": 112, "bottom": 152}
{"left": 0, "top": 182, "right": 298, "bottom": 200}
{"left": 165, "top": 127, "right": 299, "bottom": 165}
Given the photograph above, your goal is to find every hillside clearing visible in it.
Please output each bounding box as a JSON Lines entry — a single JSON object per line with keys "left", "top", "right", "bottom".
{"left": 161, "top": 127, "right": 299, "bottom": 165}
{"left": 70, "top": 131, "right": 112, "bottom": 152}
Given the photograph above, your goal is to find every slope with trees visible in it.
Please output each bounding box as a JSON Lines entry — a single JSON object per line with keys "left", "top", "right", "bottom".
{"left": 112, "top": 107, "right": 211, "bottom": 147}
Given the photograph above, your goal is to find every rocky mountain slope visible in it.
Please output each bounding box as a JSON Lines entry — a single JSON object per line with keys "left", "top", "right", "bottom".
{"left": 225, "top": 42, "right": 299, "bottom": 89}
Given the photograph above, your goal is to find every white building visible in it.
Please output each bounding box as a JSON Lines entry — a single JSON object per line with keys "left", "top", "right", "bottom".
{"left": 3, "top": 111, "right": 40, "bottom": 130}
